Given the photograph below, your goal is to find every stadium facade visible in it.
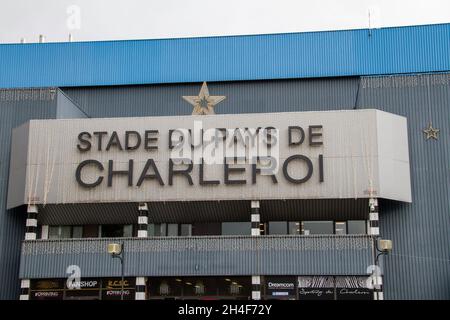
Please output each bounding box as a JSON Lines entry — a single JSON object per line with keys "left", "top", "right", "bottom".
{"left": 0, "top": 23, "right": 449, "bottom": 300}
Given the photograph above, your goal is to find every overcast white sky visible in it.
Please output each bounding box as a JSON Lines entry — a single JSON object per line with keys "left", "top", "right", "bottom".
{"left": 0, "top": 0, "right": 449, "bottom": 43}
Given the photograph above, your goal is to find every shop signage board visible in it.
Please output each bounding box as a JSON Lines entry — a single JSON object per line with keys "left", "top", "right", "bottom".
{"left": 7, "top": 110, "right": 411, "bottom": 208}
{"left": 298, "top": 276, "right": 373, "bottom": 300}
{"left": 265, "top": 276, "right": 297, "bottom": 299}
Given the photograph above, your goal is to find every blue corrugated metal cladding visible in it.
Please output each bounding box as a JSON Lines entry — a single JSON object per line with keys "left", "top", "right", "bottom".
{"left": 0, "top": 23, "right": 449, "bottom": 88}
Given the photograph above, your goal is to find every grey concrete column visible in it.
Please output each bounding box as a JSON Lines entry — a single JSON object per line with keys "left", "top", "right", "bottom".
{"left": 368, "top": 198, "right": 383, "bottom": 300}
{"left": 21, "top": 204, "right": 38, "bottom": 300}
{"left": 251, "top": 200, "right": 260, "bottom": 236}
{"left": 135, "top": 277, "right": 146, "bottom": 300}
{"left": 251, "top": 275, "right": 261, "bottom": 300}
{"left": 136, "top": 203, "right": 148, "bottom": 300}
{"left": 25, "top": 204, "right": 38, "bottom": 240}
{"left": 368, "top": 198, "right": 379, "bottom": 236}
{"left": 20, "top": 279, "right": 30, "bottom": 301}
{"left": 251, "top": 200, "right": 261, "bottom": 300}
{"left": 137, "top": 203, "right": 148, "bottom": 238}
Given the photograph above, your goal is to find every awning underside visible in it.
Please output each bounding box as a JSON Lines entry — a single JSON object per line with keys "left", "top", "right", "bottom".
{"left": 35, "top": 198, "right": 369, "bottom": 225}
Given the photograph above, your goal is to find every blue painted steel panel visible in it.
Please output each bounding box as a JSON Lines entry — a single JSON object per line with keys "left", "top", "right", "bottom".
{"left": 1, "top": 24, "right": 449, "bottom": 88}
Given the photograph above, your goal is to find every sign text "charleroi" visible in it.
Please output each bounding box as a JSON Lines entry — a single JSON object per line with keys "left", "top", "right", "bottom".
{"left": 74, "top": 125, "right": 324, "bottom": 188}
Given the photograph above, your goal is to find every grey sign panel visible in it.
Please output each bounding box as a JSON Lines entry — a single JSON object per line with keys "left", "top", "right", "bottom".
{"left": 7, "top": 109, "right": 411, "bottom": 208}
{"left": 7, "top": 122, "right": 30, "bottom": 209}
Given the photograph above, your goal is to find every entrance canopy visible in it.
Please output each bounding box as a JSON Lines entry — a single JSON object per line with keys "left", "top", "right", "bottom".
{"left": 7, "top": 109, "right": 411, "bottom": 209}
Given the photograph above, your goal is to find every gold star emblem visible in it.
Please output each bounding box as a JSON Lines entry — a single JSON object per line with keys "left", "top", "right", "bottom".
{"left": 423, "top": 122, "right": 440, "bottom": 140}
{"left": 182, "top": 82, "right": 226, "bottom": 115}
